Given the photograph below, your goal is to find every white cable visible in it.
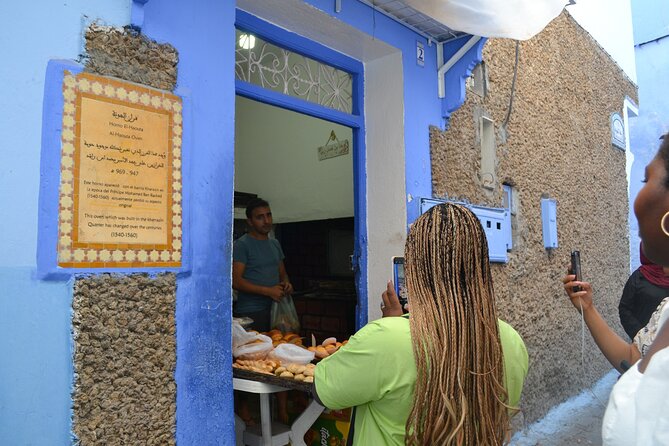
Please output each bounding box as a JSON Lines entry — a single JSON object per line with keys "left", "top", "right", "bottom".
{"left": 580, "top": 299, "right": 607, "bottom": 408}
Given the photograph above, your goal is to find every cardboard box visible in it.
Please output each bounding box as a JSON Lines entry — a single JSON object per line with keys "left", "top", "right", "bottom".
{"left": 302, "top": 407, "right": 352, "bottom": 446}
{"left": 287, "top": 392, "right": 352, "bottom": 446}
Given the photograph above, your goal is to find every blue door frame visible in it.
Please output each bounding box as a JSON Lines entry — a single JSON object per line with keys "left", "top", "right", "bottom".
{"left": 234, "top": 10, "right": 368, "bottom": 328}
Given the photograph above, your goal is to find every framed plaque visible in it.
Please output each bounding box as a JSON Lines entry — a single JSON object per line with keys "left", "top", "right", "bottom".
{"left": 610, "top": 112, "right": 626, "bottom": 150}
{"left": 57, "top": 72, "right": 183, "bottom": 267}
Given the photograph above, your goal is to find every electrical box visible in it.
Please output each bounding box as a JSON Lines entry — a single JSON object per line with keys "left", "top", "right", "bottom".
{"left": 419, "top": 198, "right": 508, "bottom": 263}
{"left": 541, "top": 198, "right": 558, "bottom": 249}
{"left": 469, "top": 205, "right": 509, "bottom": 263}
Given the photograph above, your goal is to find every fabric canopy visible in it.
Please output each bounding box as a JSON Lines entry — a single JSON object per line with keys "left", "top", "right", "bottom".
{"left": 403, "top": 0, "right": 569, "bottom": 40}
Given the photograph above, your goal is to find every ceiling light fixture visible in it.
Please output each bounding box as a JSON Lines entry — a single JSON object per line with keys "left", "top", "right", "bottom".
{"left": 238, "top": 34, "right": 256, "bottom": 50}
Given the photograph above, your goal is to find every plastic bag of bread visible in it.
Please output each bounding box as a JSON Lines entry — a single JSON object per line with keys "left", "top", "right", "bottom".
{"left": 232, "top": 319, "right": 257, "bottom": 349}
{"left": 268, "top": 343, "right": 315, "bottom": 365}
{"left": 233, "top": 334, "right": 273, "bottom": 360}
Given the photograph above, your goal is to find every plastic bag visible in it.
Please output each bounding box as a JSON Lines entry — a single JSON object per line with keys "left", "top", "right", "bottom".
{"left": 268, "top": 343, "right": 315, "bottom": 365}
{"left": 233, "top": 334, "right": 273, "bottom": 360}
{"left": 271, "top": 294, "right": 300, "bottom": 333}
{"left": 232, "top": 319, "right": 257, "bottom": 349}
{"left": 233, "top": 316, "right": 254, "bottom": 329}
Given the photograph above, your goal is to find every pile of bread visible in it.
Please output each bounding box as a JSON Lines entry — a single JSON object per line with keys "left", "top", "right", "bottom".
{"left": 232, "top": 327, "right": 348, "bottom": 381}
{"left": 232, "top": 359, "right": 279, "bottom": 375}
{"left": 307, "top": 337, "right": 348, "bottom": 359}
{"left": 274, "top": 363, "right": 315, "bottom": 383}
{"left": 232, "top": 358, "right": 315, "bottom": 383}
{"left": 264, "top": 329, "right": 304, "bottom": 347}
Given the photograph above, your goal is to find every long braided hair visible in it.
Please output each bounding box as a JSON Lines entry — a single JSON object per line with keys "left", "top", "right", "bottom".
{"left": 404, "top": 203, "right": 509, "bottom": 445}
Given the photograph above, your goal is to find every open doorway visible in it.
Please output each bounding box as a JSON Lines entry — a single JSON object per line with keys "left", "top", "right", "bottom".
{"left": 234, "top": 96, "right": 357, "bottom": 342}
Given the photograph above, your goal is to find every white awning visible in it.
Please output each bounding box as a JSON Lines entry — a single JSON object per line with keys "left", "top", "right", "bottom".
{"left": 402, "top": 0, "right": 569, "bottom": 40}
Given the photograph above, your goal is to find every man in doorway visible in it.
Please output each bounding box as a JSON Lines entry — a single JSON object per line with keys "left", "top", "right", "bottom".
{"left": 233, "top": 198, "right": 293, "bottom": 425}
{"left": 232, "top": 198, "right": 293, "bottom": 332}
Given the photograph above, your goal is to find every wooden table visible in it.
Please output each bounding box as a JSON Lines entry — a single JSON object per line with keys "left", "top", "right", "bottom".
{"left": 233, "top": 369, "right": 324, "bottom": 446}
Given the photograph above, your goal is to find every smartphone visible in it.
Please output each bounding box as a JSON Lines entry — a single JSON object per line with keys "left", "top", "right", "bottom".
{"left": 570, "top": 250, "right": 582, "bottom": 292}
{"left": 392, "top": 257, "right": 408, "bottom": 308}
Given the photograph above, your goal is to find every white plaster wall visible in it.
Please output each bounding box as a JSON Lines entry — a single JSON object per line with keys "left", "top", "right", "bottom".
{"left": 0, "top": 1, "right": 131, "bottom": 267}
{"left": 365, "top": 52, "right": 406, "bottom": 321}
{"left": 566, "top": 0, "right": 637, "bottom": 82}
{"left": 234, "top": 97, "right": 354, "bottom": 223}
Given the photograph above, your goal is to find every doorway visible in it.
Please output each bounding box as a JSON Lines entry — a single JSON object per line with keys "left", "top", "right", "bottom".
{"left": 234, "top": 96, "right": 358, "bottom": 340}
{"left": 234, "top": 11, "right": 368, "bottom": 328}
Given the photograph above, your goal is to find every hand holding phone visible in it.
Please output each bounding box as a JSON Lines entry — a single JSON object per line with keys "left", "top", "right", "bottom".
{"left": 563, "top": 251, "right": 593, "bottom": 314}
{"left": 392, "top": 257, "right": 408, "bottom": 308}
{"left": 381, "top": 281, "right": 404, "bottom": 317}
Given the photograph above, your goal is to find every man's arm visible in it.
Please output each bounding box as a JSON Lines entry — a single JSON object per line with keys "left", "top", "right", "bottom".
{"left": 232, "top": 261, "right": 284, "bottom": 302}
{"left": 278, "top": 261, "right": 293, "bottom": 295}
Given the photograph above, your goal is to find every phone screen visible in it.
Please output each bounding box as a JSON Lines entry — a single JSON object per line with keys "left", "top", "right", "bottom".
{"left": 393, "top": 257, "right": 408, "bottom": 307}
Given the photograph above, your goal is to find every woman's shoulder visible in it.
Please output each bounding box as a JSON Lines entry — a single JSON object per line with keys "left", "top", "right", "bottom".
{"left": 351, "top": 316, "right": 410, "bottom": 344}
{"left": 365, "top": 315, "right": 410, "bottom": 332}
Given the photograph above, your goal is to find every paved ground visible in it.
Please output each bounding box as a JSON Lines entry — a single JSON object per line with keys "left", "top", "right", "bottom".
{"left": 509, "top": 370, "right": 617, "bottom": 446}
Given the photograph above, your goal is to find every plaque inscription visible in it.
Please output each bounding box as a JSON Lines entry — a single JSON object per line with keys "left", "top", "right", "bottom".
{"left": 58, "top": 72, "right": 183, "bottom": 267}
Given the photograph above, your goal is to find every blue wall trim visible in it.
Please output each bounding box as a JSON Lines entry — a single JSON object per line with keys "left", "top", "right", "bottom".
{"left": 352, "top": 126, "right": 368, "bottom": 329}
{"left": 36, "top": 60, "right": 191, "bottom": 280}
{"left": 235, "top": 80, "right": 363, "bottom": 129}
{"left": 441, "top": 37, "right": 487, "bottom": 124}
{"left": 37, "top": 60, "right": 82, "bottom": 279}
{"left": 235, "top": 10, "right": 363, "bottom": 75}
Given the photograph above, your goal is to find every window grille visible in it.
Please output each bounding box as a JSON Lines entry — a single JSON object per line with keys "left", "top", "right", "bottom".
{"left": 235, "top": 29, "right": 353, "bottom": 114}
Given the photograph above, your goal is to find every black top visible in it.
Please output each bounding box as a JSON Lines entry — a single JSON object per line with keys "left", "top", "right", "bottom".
{"left": 618, "top": 268, "right": 669, "bottom": 339}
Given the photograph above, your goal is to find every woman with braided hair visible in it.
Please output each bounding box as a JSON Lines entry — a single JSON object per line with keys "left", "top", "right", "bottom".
{"left": 313, "top": 203, "right": 529, "bottom": 445}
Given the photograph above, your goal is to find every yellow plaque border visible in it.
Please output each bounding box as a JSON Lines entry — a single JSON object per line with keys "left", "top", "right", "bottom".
{"left": 57, "top": 72, "right": 183, "bottom": 268}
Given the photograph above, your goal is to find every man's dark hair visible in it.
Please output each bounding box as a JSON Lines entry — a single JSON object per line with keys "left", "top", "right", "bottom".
{"left": 245, "top": 198, "right": 270, "bottom": 219}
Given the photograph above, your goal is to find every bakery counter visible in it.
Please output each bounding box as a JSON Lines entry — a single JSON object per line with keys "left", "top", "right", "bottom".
{"left": 233, "top": 368, "right": 313, "bottom": 393}
{"left": 233, "top": 368, "right": 324, "bottom": 446}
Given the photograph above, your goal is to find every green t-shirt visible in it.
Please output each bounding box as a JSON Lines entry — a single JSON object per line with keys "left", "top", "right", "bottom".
{"left": 315, "top": 316, "right": 529, "bottom": 446}
{"left": 232, "top": 234, "right": 285, "bottom": 314}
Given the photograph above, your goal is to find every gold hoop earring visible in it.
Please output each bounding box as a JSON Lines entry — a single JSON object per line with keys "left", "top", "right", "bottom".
{"left": 662, "top": 211, "right": 669, "bottom": 237}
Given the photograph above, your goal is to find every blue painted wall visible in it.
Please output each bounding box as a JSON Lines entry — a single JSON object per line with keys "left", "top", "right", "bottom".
{"left": 0, "top": 268, "right": 74, "bottom": 445}
{"left": 0, "top": 2, "right": 130, "bottom": 444}
{"left": 140, "top": 1, "right": 236, "bottom": 443}
{"left": 629, "top": 0, "right": 669, "bottom": 268}
{"left": 631, "top": 0, "right": 669, "bottom": 44}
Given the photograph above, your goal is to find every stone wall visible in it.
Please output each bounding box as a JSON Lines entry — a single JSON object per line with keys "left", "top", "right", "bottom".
{"left": 72, "top": 274, "right": 176, "bottom": 445}
{"left": 431, "top": 12, "right": 637, "bottom": 422}
{"left": 71, "top": 25, "right": 179, "bottom": 444}
{"left": 84, "top": 24, "right": 178, "bottom": 90}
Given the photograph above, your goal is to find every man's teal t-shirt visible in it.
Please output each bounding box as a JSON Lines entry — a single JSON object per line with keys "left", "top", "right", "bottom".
{"left": 232, "top": 234, "right": 285, "bottom": 313}
{"left": 315, "top": 316, "right": 529, "bottom": 446}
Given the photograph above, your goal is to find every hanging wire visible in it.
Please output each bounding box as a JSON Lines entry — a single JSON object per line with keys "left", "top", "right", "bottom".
{"left": 501, "top": 40, "right": 520, "bottom": 132}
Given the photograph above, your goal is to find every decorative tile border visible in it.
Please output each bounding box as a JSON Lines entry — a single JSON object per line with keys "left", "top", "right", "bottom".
{"left": 57, "top": 72, "right": 182, "bottom": 268}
